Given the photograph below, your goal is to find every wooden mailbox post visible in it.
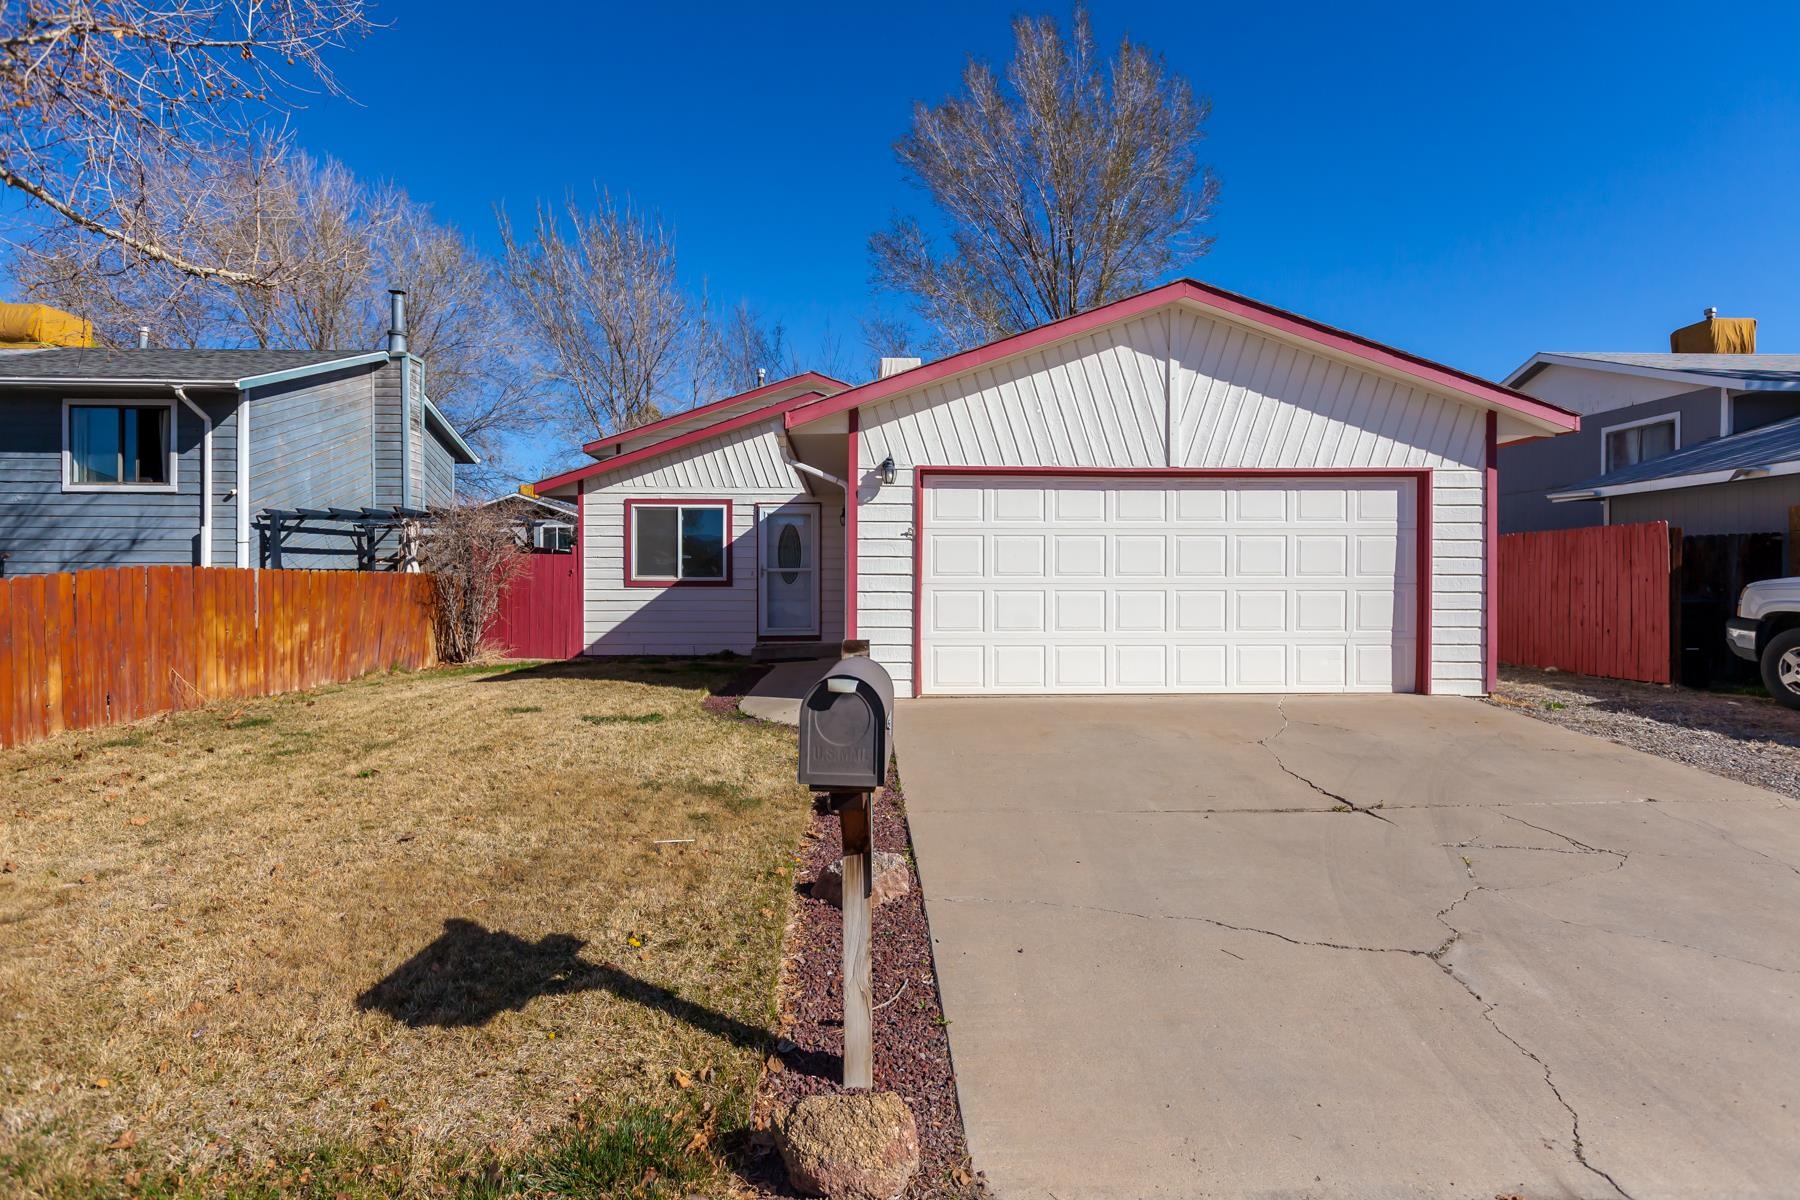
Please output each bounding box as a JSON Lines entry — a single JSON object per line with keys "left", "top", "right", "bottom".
{"left": 797, "top": 649, "right": 892, "bottom": 1091}
{"left": 832, "top": 790, "right": 875, "bottom": 1089}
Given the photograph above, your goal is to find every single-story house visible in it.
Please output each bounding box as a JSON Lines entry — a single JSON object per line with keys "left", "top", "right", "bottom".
{"left": 480, "top": 491, "right": 579, "bottom": 553}
{"left": 1499, "top": 311, "right": 1800, "bottom": 536}
{"left": 533, "top": 280, "right": 1578, "bottom": 696}
{"left": 0, "top": 292, "right": 477, "bottom": 575}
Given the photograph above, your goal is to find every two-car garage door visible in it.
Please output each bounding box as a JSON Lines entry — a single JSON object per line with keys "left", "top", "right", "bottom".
{"left": 919, "top": 475, "right": 1418, "bottom": 694}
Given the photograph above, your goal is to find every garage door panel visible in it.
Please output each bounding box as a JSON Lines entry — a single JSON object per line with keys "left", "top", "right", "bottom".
{"left": 921, "top": 476, "right": 1417, "bottom": 695}
{"left": 992, "top": 534, "right": 1046, "bottom": 576}
{"left": 992, "top": 590, "right": 1047, "bottom": 632}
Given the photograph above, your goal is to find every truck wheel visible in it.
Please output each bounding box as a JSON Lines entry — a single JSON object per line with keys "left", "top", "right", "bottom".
{"left": 1760, "top": 629, "right": 1800, "bottom": 709}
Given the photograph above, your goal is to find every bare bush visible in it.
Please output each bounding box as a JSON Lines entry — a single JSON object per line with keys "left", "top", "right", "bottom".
{"left": 420, "top": 505, "right": 531, "bottom": 664}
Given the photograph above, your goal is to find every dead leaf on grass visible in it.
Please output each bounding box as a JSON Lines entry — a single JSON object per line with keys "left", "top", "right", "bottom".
{"left": 672, "top": 1068, "right": 692, "bottom": 1089}
{"left": 106, "top": 1129, "right": 136, "bottom": 1150}
{"left": 127, "top": 816, "right": 148, "bottom": 827}
{"left": 92, "top": 1076, "right": 111, "bottom": 1089}
{"left": 1, "top": 861, "right": 15, "bottom": 873}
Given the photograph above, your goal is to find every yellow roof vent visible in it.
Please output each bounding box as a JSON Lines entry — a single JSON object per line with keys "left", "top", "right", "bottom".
{"left": 0, "top": 302, "right": 95, "bottom": 348}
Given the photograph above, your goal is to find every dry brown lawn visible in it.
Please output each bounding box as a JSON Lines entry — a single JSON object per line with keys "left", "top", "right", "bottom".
{"left": 0, "top": 657, "right": 812, "bottom": 1198}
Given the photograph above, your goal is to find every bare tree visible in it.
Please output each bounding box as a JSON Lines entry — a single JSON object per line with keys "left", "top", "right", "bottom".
{"left": 870, "top": 6, "right": 1218, "bottom": 350}
{"left": 701, "top": 298, "right": 788, "bottom": 394}
{"left": 0, "top": 1, "right": 371, "bottom": 283}
{"left": 497, "top": 192, "right": 690, "bottom": 440}
{"left": 11, "top": 141, "right": 543, "bottom": 470}
{"left": 421, "top": 504, "right": 531, "bottom": 664}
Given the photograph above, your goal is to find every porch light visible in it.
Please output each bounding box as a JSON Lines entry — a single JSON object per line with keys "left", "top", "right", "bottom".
{"left": 878, "top": 455, "right": 897, "bottom": 486}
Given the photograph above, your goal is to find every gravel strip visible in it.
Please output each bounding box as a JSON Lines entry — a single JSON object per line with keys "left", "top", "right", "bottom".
{"left": 1490, "top": 667, "right": 1800, "bottom": 802}
{"left": 747, "top": 767, "right": 982, "bottom": 1198}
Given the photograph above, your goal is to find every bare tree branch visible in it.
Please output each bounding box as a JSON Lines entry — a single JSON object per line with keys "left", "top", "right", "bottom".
{"left": 870, "top": 5, "right": 1218, "bottom": 350}
{"left": 0, "top": 1, "right": 373, "bottom": 281}
{"left": 496, "top": 191, "right": 692, "bottom": 441}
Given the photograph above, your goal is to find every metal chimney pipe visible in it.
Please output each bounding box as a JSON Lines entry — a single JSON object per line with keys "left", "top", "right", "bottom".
{"left": 137, "top": 326, "right": 150, "bottom": 349}
{"left": 387, "top": 289, "right": 408, "bottom": 354}
{"left": 757, "top": 367, "right": 767, "bottom": 387}
{"left": 1705, "top": 307, "right": 1718, "bottom": 320}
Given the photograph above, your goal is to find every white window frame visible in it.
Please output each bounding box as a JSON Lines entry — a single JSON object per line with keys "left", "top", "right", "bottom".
{"left": 61, "top": 397, "right": 180, "bottom": 493}
{"left": 626, "top": 500, "right": 731, "bottom": 585}
{"left": 1599, "top": 412, "right": 1680, "bottom": 474}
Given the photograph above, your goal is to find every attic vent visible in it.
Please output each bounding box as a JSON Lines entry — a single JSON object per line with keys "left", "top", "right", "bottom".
{"left": 878, "top": 356, "right": 922, "bottom": 379}
{"left": 1670, "top": 309, "right": 1756, "bottom": 354}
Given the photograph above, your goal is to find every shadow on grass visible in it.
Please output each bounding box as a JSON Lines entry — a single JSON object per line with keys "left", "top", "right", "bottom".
{"left": 357, "top": 918, "right": 770, "bottom": 1052}
{"left": 465, "top": 655, "right": 762, "bottom": 698}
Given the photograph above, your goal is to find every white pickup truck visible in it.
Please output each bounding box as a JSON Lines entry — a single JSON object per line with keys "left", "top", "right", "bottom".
{"left": 1728, "top": 577, "right": 1800, "bottom": 707}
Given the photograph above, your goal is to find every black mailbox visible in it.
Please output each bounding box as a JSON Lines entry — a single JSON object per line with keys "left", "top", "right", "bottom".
{"left": 798, "top": 656, "right": 894, "bottom": 791}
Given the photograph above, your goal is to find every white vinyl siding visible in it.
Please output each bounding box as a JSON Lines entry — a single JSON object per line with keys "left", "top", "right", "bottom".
{"left": 856, "top": 303, "right": 1490, "bottom": 696}
{"left": 580, "top": 423, "right": 845, "bottom": 654}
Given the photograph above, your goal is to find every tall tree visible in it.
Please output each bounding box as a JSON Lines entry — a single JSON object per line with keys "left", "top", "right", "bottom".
{"left": 11, "top": 140, "right": 543, "bottom": 469}
{"left": 496, "top": 192, "right": 691, "bottom": 440}
{"left": 870, "top": 6, "right": 1218, "bottom": 350}
{"left": 0, "top": 0, "right": 371, "bottom": 283}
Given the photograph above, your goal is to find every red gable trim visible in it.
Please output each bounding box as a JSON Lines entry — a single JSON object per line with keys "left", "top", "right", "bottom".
{"left": 785, "top": 279, "right": 1578, "bottom": 432}
{"left": 580, "top": 371, "right": 849, "bottom": 456}
{"left": 535, "top": 389, "right": 828, "bottom": 493}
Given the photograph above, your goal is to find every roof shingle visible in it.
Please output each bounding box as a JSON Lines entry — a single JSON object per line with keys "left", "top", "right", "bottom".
{"left": 0, "top": 347, "right": 376, "bottom": 384}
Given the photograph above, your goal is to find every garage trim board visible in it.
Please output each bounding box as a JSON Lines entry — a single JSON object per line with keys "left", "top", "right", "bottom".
{"left": 910, "top": 467, "right": 1433, "bottom": 698}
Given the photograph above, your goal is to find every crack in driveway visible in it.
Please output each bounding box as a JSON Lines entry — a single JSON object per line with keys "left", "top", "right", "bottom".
{"left": 1260, "top": 699, "right": 1394, "bottom": 823}
{"left": 940, "top": 816, "right": 1643, "bottom": 1200}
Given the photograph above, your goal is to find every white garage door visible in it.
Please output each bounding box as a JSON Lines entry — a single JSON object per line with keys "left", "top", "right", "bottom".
{"left": 920, "top": 476, "right": 1417, "bottom": 694}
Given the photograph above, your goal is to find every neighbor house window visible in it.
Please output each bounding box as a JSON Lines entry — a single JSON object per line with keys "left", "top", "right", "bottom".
{"left": 65, "top": 402, "right": 175, "bottom": 489}
{"left": 626, "top": 501, "right": 730, "bottom": 585}
{"left": 1603, "top": 416, "right": 1677, "bottom": 473}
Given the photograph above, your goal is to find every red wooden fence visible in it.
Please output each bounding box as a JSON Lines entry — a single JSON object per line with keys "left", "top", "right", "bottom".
{"left": 1497, "top": 522, "right": 1676, "bottom": 684}
{"left": 484, "top": 552, "right": 582, "bottom": 659}
{"left": 0, "top": 567, "right": 438, "bottom": 750}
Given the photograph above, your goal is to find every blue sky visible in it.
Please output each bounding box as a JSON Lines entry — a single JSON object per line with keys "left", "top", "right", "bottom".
{"left": 271, "top": 2, "right": 1800, "bottom": 476}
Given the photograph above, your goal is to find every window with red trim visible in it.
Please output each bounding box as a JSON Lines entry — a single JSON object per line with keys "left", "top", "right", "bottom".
{"left": 626, "top": 501, "right": 730, "bottom": 585}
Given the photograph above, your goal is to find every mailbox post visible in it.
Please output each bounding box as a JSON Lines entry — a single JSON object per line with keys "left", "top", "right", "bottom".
{"left": 797, "top": 655, "right": 894, "bottom": 1090}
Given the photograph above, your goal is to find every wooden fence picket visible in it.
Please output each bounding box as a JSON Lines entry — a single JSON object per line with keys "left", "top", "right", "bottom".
{"left": 0, "top": 567, "right": 438, "bottom": 751}
{"left": 1497, "top": 522, "right": 1674, "bottom": 685}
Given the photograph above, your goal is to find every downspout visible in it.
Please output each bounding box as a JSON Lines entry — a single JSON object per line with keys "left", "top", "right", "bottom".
{"left": 388, "top": 289, "right": 411, "bottom": 509}
{"left": 236, "top": 394, "right": 251, "bottom": 567}
{"left": 173, "top": 386, "right": 212, "bottom": 567}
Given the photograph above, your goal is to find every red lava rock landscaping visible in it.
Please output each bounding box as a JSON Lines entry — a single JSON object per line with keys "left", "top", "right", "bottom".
{"left": 702, "top": 662, "right": 772, "bottom": 717}
{"left": 748, "top": 766, "right": 982, "bottom": 1199}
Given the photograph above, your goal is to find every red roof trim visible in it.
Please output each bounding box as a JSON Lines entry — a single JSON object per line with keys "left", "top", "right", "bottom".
{"left": 535, "top": 389, "right": 828, "bottom": 493}
{"left": 580, "top": 371, "right": 849, "bottom": 455}
{"left": 785, "top": 279, "right": 1578, "bottom": 432}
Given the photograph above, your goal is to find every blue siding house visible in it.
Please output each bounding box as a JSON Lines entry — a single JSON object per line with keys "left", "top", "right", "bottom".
{"left": 0, "top": 297, "right": 477, "bottom": 575}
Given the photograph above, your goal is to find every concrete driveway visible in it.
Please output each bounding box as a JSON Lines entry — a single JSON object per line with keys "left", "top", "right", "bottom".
{"left": 896, "top": 695, "right": 1800, "bottom": 1200}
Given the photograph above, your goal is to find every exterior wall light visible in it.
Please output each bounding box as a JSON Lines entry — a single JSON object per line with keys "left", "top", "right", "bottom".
{"left": 878, "top": 455, "right": 897, "bottom": 486}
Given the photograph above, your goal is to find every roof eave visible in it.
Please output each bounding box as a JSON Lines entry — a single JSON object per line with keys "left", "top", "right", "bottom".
{"left": 1548, "top": 460, "right": 1800, "bottom": 502}
{"left": 422, "top": 396, "right": 480, "bottom": 465}
{"left": 785, "top": 280, "right": 1577, "bottom": 436}
{"left": 534, "top": 388, "right": 830, "bottom": 495}
{"left": 577, "top": 371, "right": 851, "bottom": 456}
{"left": 235, "top": 351, "right": 388, "bottom": 390}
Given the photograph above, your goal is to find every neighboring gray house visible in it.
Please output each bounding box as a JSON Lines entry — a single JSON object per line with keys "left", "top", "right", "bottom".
{"left": 0, "top": 298, "right": 477, "bottom": 575}
{"left": 1499, "top": 347, "right": 1800, "bottom": 537}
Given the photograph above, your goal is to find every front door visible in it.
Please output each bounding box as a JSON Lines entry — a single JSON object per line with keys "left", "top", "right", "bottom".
{"left": 757, "top": 504, "right": 820, "bottom": 637}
